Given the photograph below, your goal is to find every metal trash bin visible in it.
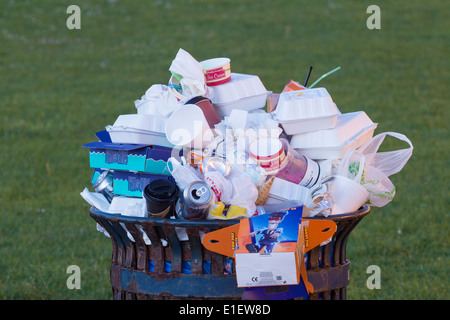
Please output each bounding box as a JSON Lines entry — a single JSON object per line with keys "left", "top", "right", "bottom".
{"left": 90, "top": 204, "right": 370, "bottom": 300}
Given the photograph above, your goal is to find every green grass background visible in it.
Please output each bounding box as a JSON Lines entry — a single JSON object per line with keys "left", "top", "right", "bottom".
{"left": 0, "top": 0, "right": 448, "bottom": 299}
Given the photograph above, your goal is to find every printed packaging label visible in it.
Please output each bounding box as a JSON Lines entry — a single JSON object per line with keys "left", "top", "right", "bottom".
{"left": 298, "top": 156, "right": 320, "bottom": 188}
{"left": 234, "top": 206, "right": 304, "bottom": 288}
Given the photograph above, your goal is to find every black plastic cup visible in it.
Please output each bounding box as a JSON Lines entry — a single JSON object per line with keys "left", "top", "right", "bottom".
{"left": 143, "top": 179, "right": 180, "bottom": 218}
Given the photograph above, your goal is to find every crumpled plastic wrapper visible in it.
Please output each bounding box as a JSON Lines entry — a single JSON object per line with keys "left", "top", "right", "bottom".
{"left": 80, "top": 188, "right": 153, "bottom": 244}
{"left": 134, "top": 84, "right": 180, "bottom": 117}
{"left": 214, "top": 109, "right": 282, "bottom": 160}
{"left": 169, "top": 48, "right": 214, "bottom": 100}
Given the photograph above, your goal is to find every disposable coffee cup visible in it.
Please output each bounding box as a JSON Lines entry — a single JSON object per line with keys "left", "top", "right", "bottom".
{"left": 185, "top": 96, "right": 221, "bottom": 129}
{"left": 143, "top": 179, "right": 180, "bottom": 218}
{"left": 324, "top": 175, "right": 369, "bottom": 215}
{"left": 166, "top": 104, "right": 215, "bottom": 149}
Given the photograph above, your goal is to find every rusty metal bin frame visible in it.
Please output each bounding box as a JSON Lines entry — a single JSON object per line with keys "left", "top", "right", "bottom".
{"left": 90, "top": 204, "right": 370, "bottom": 300}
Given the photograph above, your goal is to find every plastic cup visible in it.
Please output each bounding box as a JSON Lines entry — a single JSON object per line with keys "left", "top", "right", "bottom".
{"left": 166, "top": 104, "right": 215, "bottom": 149}
{"left": 249, "top": 138, "right": 286, "bottom": 175}
{"left": 324, "top": 175, "right": 369, "bottom": 215}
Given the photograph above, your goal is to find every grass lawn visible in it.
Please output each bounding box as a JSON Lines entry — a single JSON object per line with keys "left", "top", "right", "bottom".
{"left": 0, "top": 0, "right": 448, "bottom": 300}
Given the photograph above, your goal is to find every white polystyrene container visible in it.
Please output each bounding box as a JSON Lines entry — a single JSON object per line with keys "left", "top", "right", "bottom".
{"left": 290, "top": 111, "right": 378, "bottom": 160}
{"left": 108, "top": 114, "right": 167, "bottom": 134}
{"left": 106, "top": 127, "right": 174, "bottom": 148}
{"left": 273, "top": 88, "right": 340, "bottom": 135}
{"left": 267, "top": 177, "right": 311, "bottom": 204}
{"left": 105, "top": 114, "right": 174, "bottom": 147}
{"left": 209, "top": 73, "right": 270, "bottom": 117}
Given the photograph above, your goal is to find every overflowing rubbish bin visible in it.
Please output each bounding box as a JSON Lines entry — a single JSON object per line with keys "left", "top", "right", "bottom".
{"left": 81, "top": 48, "right": 412, "bottom": 300}
{"left": 89, "top": 204, "right": 370, "bottom": 300}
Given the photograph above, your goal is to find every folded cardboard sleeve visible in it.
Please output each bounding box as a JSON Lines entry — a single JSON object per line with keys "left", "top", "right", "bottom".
{"left": 202, "top": 206, "right": 337, "bottom": 290}
{"left": 234, "top": 206, "right": 304, "bottom": 287}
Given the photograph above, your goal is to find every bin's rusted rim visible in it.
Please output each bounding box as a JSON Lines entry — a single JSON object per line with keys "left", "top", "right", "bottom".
{"left": 89, "top": 204, "right": 370, "bottom": 226}
{"left": 89, "top": 206, "right": 240, "bottom": 228}
{"left": 306, "top": 204, "right": 370, "bottom": 222}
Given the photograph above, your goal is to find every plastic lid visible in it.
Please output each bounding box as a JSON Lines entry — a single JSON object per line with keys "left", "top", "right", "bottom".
{"left": 146, "top": 179, "right": 177, "bottom": 199}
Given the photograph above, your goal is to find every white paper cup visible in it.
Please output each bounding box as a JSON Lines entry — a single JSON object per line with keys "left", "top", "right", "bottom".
{"left": 200, "top": 57, "right": 231, "bottom": 86}
{"left": 324, "top": 175, "right": 369, "bottom": 215}
{"left": 249, "top": 138, "right": 286, "bottom": 175}
{"left": 165, "top": 104, "right": 215, "bottom": 149}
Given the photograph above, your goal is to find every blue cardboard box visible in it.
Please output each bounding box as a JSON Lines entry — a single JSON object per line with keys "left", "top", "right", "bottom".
{"left": 83, "top": 141, "right": 182, "bottom": 175}
{"left": 113, "top": 170, "right": 175, "bottom": 197}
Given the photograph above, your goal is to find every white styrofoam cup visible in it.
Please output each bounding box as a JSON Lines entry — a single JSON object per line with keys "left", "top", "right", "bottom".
{"left": 165, "top": 104, "right": 215, "bottom": 149}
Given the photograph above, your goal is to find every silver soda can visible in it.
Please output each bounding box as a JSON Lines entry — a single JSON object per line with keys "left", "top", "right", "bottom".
{"left": 175, "top": 181, "right": 213, "bottom": 220}
{"left": 92, "top": 170, "right": 114, "bottom": 203}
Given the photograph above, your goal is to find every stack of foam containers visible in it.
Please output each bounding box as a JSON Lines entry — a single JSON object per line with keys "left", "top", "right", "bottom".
{"left": 273, "top": 87, "right": 377, "bottom": 160}
{"left": 266, "top": 88, "right": 377, "bottom": 205}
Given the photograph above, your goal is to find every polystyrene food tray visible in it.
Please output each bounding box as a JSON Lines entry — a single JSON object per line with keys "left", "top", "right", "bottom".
{"left": 214, "top": 93, "right": 269, "bottom": 117}
{"left": 110, "top": 114, "right": 167, "bottom": 134}
{"left": 290, "top": 111, "right": 378, "bottom": 160}
{"left": 210, "top": 73, "right": 270, "bottom": 117}
{"left": 264, "top": 177, "right": 310, "bottom": 206}
{"left": 106, "top": 127, "right": 174, "bottom": 148}
{"left": 273, "top": 88, "right": 340, "bottom": 135}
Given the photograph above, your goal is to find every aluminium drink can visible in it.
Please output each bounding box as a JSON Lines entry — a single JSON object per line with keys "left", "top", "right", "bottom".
{"left": 175, "top": 181, "right": 213, "bottom": 220}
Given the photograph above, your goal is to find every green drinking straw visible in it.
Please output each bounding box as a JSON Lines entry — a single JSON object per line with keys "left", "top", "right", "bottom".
{"left": 171, "top": 71, "right": 182, "bottom": 82}
{"left": 308, "top": 66, "right": 341, "bottom": 88}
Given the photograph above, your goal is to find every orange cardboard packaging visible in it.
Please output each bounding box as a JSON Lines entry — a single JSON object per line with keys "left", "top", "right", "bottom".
{"left": 202, "top": 206, "right": 337, "bottom": 292}
{"left": 234, "top": 206, "right": 304, "bottom": 288}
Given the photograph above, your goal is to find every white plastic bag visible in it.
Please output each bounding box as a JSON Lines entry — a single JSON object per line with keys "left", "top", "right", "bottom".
{"left": 166, "top": 157, "right": 201, "bottom": 191}
{"left": 313, "top": 150, "right": 367, "bottom": 215}
{"left": 204, "top": 170, "right": 233, "bottom": 203}
{"left": 334, "top": 150, "right": 366, "bottom": 184}
{"left": 357, "top": 132, "right": 413, "bottom": 207}
{"left": 226, "top": 167, "right": 259, "bottom": 217}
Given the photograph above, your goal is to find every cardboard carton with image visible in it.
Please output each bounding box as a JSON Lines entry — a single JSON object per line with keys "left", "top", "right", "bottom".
{"left": 234, "top": 206, "right": 304, "bottom": 288}
{"left": 202, "top": 205, "right": 337, "bottom": 295}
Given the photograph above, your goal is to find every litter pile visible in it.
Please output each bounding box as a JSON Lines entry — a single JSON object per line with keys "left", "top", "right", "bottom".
{"left": 81, "top": 48, "right": 413, "bottom": 226}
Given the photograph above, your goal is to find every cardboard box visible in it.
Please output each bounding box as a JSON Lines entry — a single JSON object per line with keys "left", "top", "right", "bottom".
{"left": 234, "top": 206, "right": 304, "bottom": 288}
{"left": 83, "top": 141, "right": 182, "bottom": 175}
{"left": 113, "top": 170, "right": 175, "bottom": 197}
